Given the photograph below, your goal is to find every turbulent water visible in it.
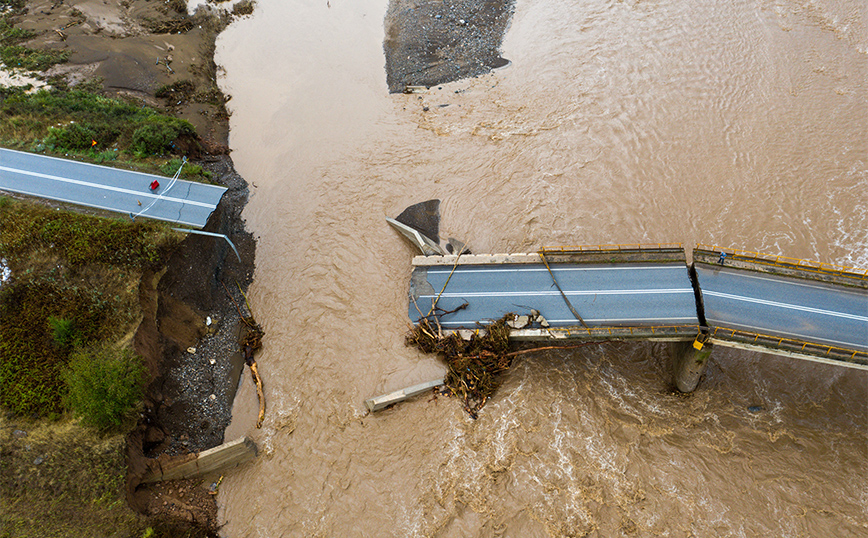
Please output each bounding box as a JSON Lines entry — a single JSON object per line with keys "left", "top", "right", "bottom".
{"left": 214, "top": 0, "right": 867, "bottom": 535}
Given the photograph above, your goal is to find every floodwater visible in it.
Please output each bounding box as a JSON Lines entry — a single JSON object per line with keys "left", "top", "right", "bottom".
{"left": 215, "top": 0, "right": 867, "bottom": 536}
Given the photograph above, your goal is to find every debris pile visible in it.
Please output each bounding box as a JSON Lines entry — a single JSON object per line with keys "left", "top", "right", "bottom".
{"left": 406, "top": 314, "right": 514, "bottom": 419}
{"left": 224, "top": 281, "right": 266, "bottom": 428}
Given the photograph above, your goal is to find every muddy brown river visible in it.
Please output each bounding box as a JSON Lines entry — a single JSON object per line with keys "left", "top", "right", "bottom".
{"left": 214, "top": 0, "right": 867, "bottom": 535}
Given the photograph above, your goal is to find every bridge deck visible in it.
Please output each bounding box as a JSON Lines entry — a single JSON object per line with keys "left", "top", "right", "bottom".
{"left": 406, "top": 248, "right": 868, "bottom": 368}
{"left": 409, "top": 259, "right": 699, "bottom": 332}
{"left": 695, "top": 263, "right": 868, "bottom": 365}
{"left": 0, "top": 148, "right": 226, "bottom": 228}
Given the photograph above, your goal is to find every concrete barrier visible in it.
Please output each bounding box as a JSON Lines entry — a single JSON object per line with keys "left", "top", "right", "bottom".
{"left": 365, "top": 379, "right": 443, "bottom": 412}
{"left": 141, "top": 436, "right": 257, "bottom": 483}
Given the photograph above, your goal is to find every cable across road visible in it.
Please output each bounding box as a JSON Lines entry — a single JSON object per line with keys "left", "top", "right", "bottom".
{"left": 409, "top": 255, "right": 868, "bottom": 364}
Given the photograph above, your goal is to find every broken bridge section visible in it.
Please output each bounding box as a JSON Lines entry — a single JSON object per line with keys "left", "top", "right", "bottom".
{"left": 694, "top": 246, "right": 868, "bottom": 369}
{"left": 406, "top": 244, "right": 868, "bottom": 372}
{"left": 409, "top": 245, "right": 702, "bottom": 342}
{"left": 0, "top": 148, "right": 226, "bottom": 228}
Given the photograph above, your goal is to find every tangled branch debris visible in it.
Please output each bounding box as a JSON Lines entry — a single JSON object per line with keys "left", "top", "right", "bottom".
{"left": 406, "top": 314, "right": 514, "bottom": 419}
{"left": 406, "top": 313, "right": 603, "bottom": 418}
{"left": 223, "top": 281, "right": 266, "bottom": 428}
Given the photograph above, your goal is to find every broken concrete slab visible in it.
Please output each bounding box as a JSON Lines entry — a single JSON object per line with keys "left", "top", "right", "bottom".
{"left": 365, "top": 379, "right": 443, "bottom": 412}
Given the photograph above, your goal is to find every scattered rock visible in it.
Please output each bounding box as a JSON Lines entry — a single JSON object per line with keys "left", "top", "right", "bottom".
{"left": 508, "top": 315, "right": 530, "bottom": 329}
{"left": 33, "top": 456, "right": 44, "bottom": 465}
{"left": 12, "top": 429, "right": 27, "bottom": 439}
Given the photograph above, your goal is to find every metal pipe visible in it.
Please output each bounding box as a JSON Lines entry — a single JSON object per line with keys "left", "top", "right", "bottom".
{"left": 172, "top": 227, "right": 242, "bottom": 262}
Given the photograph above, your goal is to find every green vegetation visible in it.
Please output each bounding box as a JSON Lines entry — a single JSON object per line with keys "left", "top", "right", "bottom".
{"left": 62, "top": 345, "right": 146, "bottom": 431}
{"left": 0, "top": 197, "right": 181, "bottom": 418}
{"left": 0, "top": 417, "right": 213, "bottom": 538}
{"left": 0, "top": 86, "right": 211, "bottom": 180}
{"left": 0, "top": 13, "right": 70, "bottom": 72}
{"left": 0, "top": 87, "right": 197, "bottom": 155}
{"left": 48, "top": 315, "right": 79, "bottom": 349}
{"left": 0, "top": 196, "right": 179, "bottom": 267}
{"left": 0, "top": 419, "right": 147, "bottom": 537}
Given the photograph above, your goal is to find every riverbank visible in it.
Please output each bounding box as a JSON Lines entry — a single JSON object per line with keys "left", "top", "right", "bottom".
{"left": 0, "top": 0, "right": 256, "bottom": 534}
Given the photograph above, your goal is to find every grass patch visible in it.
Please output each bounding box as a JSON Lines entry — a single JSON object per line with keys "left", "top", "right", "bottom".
{"left": 0, "top": 13, "right": 70, "bottom": 71}
{"left": 0, "top": 86, "right": 211, "bottom": 181}
{"left": 0, "top": 417, "right": 214, "bottom": 538}
{"left": 0, "top": 198, "right": 181, "bottom": 418}
{"left": 0, "top": 197, "right": 180, "bottom": 268}
{"left": 0, "top": 418, "right": 147, "bottom": 537}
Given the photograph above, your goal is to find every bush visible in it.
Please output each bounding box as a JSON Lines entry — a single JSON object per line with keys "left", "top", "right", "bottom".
{"left": 45, "top": 122, "right": 98, "bottom": 150}
{"left": 132, "top": 117, "right": 196, "bottom": 155}
{"left": 62, "top": 345, "right": 145, "bottom": 431}
{"left": 161, "top": 158, "right": 211, "bottom": 180}
{"left": 48, "top": 315, "right": 79, "bottom": 349}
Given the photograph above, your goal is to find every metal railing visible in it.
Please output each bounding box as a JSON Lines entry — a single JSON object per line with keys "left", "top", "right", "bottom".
{"left": 709, "top": 326, "right": 868, "bottom": 362}
{"left": 696, "top": 244, "right": 868, "bottom": 279}
{"left": 446, "top": 324, "right": 701, "bottom": 339}
{"left": 540, "top": 243, "right": 683, "bottom": 254}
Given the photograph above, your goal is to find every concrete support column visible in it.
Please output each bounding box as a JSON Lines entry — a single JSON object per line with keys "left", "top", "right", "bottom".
{"left": 673, "top": 335, "right": 713, "bottom": 393}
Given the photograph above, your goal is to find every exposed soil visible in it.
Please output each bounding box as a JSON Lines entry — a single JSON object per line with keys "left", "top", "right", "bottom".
{"left": 127, "top": 154, "right": 255, "bottom": 531}
{"left": 13, "top": 0, "right": 247, "bottom": 150}
{"left": 384, "top": 0, "right": 515, "bottom": 93}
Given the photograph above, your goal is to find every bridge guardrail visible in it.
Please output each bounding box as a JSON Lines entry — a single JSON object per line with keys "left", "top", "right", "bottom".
{"left": 540, "top": 243, "right": 683, "bottom": 253}
{"left": 451, "top": 324, "right": 701, "bottom": 340}
{"left": 709, "top": 326, "right": 868, "bottom": 364}
{"left": 696, "top": 244, "right": 868, "bottom": 279}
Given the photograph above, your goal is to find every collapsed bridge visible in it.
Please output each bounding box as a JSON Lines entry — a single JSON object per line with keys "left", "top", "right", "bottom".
{"left": 405, "top": 242, "right": 868, "bottom": 392}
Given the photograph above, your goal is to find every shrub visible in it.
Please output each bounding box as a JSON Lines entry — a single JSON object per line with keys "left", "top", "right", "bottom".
{"left": 62, "top": 345, "right": 145, "bottom": 431}
{"left": 48, "top": 315, "right": 79, "bottom": 349}
{"left": 131, "top": 117, "right": 194, "bottom": 155}
{"left": 45, "top": 122, "right": 98, "bottom": 150}
{"left": 160, "top": 158, "right": 211, "bottom": 180}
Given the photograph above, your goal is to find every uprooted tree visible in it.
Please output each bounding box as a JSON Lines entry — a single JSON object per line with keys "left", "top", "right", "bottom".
{"left": 224, "top": 281, "right": 266, "bottom": 428}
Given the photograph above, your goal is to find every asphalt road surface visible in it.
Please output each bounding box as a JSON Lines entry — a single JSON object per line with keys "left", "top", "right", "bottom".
{"left": 409, "top": 262, "right": 699, "bottom": 329}
{"left": 0, "top": 148, "right": 226, "bottom": 228}
{"left": 695, "top": 265, "right": 868, "bottom": 352}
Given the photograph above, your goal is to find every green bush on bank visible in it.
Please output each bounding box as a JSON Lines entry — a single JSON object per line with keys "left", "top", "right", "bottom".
{"left": 0, "top": 86, "right": 209, "bottom": 180}
{"left": 0, "top": 198, "right": 181, "bottom": 418}
{"left": 62, "top": 345, "right": 146, "bottom": 431}
{"left": 0, "top": 277, "right": 118, "bottom": 416}
{"left": 132, "top": 116, "right": 196, "bottom": 156}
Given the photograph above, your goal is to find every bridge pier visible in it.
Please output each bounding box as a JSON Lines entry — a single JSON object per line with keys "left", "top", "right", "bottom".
{"left": 673, "top": 334, "right": 713, "bottom": 392}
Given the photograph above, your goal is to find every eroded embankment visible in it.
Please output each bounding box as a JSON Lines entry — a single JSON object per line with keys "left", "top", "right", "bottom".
{"left": 126, "top": 155, "right": 256, "bottom": 529}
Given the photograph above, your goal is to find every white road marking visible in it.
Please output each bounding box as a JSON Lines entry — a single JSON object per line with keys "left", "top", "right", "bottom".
{"left": 703, "top": 267, "right": 867, "bottom": 297}
{"left": 703, "top": 290, "right": 868, "bottom": 322}
{"left": 0, "top": 166, "right": 217, "bottom": 208}
{"left": 418, "top": 288, "right": 694, "bottom": 299}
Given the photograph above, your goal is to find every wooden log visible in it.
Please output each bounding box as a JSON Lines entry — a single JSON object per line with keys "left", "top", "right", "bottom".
{"left": 141, "top": 436, "right": 257, "bottom": 483}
